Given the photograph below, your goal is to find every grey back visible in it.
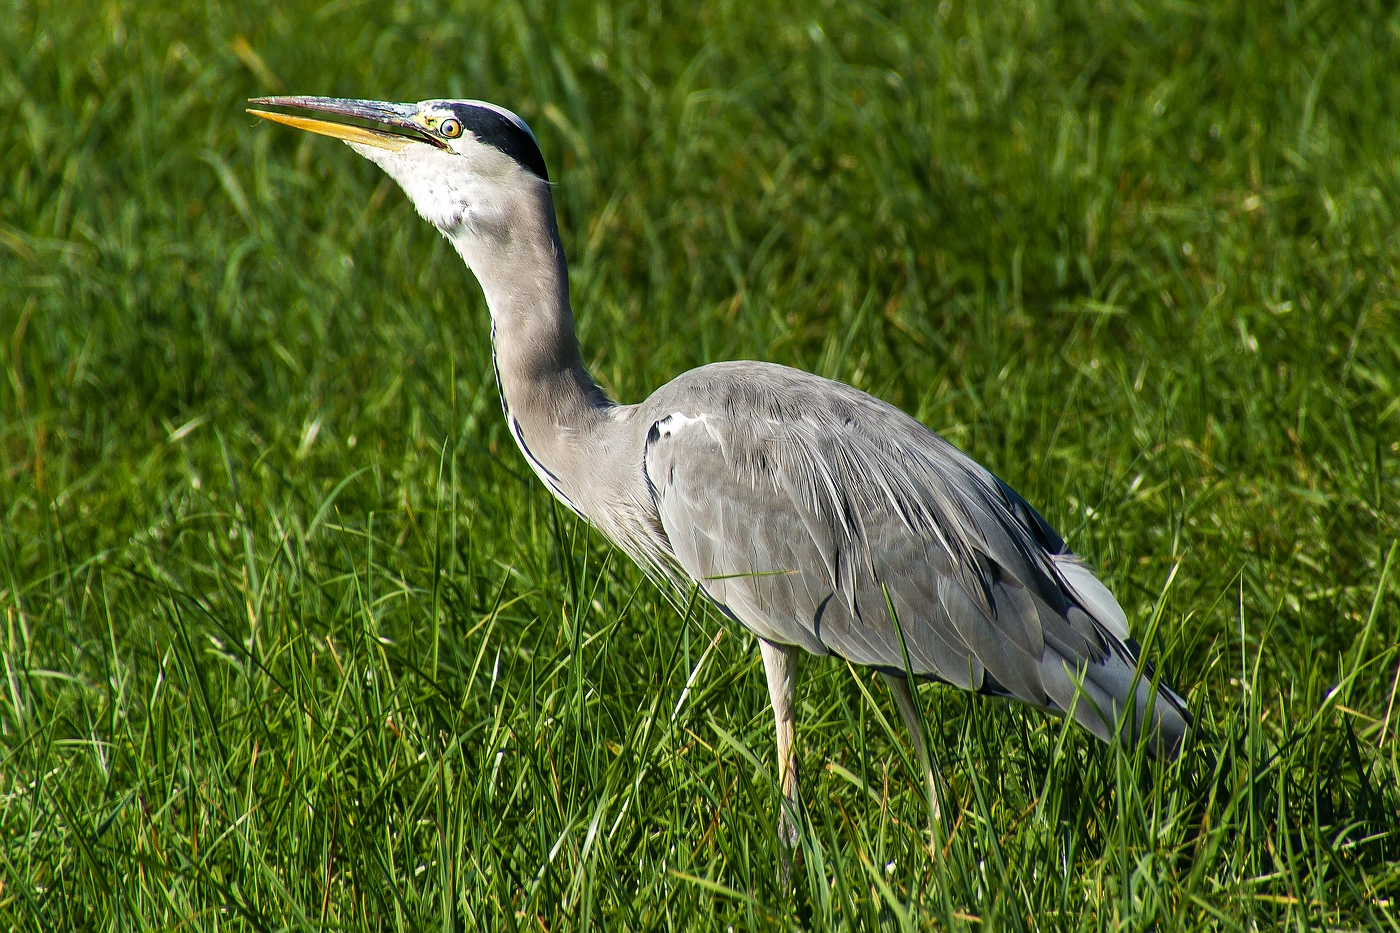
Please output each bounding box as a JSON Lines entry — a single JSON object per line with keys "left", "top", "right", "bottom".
{"left": 638, "top": 361, "right": 1190, "bottom": 754}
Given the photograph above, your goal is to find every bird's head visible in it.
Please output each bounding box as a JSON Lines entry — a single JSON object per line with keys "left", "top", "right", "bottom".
{"left": 248, "top": 97, "right": 549, "bottom": 239}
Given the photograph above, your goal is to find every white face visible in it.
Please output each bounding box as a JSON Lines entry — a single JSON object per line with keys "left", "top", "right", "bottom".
{"left": 349, "top": 140, "right": 493, "bottom": 234}
{"left": 250, "top": 96, "right": 553, "bottom": 291}
{"left": 249, "top": 97, "right": 543, "bottom": 240}
{"left": 348, "top": 107, "right": 536, "bottom": 237}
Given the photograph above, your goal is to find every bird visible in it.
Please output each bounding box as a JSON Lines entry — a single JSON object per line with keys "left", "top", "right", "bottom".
{"left": 249, "top": 95, "right": 1191, "bottom": 868}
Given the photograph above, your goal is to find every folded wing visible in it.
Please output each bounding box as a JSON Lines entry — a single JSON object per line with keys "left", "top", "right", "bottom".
{"left": 641, "top": 365, "right": 1189, "bottom": 756}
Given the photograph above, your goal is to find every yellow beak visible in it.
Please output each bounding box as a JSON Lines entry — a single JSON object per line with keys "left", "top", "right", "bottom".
{"left": 247, "top": 97, "right": 440, "bottom": 152}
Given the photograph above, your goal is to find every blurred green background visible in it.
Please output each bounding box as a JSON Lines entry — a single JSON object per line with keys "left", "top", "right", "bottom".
{"left": 2, "top": 0, "right": 1398, "bottom": 929}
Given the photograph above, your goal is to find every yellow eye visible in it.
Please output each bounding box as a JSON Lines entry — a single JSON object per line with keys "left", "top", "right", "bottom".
{"left": 439, "top": 117, "right": 462, "bottom": 139}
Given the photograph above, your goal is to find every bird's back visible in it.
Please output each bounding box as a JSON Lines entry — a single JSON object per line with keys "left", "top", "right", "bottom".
{"left": 633, "top": 360, "right": 1190, "bottom": 755}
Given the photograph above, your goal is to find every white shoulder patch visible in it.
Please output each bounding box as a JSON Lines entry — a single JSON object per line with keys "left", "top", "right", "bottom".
{"left": 654, "top": 412, "right": 719, "bottom": 443}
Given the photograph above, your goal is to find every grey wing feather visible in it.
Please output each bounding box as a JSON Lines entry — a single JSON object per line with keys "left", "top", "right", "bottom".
{"left": 641, "top": 362, "right": 1189, "bottom": 755}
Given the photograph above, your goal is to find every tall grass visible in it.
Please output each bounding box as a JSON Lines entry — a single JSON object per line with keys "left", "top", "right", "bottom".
{"left": 2, "top": 0, "right": 1398, "bottom": 928}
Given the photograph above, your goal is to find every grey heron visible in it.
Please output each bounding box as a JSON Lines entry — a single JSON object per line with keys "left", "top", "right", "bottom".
{"left": 249, "top": 96, "right": 1191, "bottom": 865}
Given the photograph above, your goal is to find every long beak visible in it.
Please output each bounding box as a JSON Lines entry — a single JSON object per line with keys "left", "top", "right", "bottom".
{"left": 247, "top": 96, "right": 443, "bottom": 151}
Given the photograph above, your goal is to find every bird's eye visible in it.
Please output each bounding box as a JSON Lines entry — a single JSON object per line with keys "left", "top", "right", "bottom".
{"left": 439, "top": 118, "right": 463, "bottom": 139}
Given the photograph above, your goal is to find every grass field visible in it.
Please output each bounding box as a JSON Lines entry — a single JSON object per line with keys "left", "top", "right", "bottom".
{"left": 3, "top": 0, "right": 1400, "bottom": 928}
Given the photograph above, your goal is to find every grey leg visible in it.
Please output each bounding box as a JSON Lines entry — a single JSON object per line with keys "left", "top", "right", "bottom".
{"left": 759, "top": 639, "right": 801, "bottom": 883}
{"left": 881, "top": 672, "right": 942, "bottom": 826}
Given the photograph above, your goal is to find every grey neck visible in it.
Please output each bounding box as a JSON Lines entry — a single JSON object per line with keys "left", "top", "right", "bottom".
{"left": 447, "top": 181, "right": 614, "bottom": 503}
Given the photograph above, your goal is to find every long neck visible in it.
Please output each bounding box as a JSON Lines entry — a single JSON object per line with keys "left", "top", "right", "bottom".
{"left": 448, "top": 181, "right": 613, "bottom": 503}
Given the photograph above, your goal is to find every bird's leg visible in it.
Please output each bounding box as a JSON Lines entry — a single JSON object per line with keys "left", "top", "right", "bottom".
{"left": 759, "top": 638, "right": 801, "bottom": 885}
{"left": 881, "top": 672, "right": 943, "bottom": 829}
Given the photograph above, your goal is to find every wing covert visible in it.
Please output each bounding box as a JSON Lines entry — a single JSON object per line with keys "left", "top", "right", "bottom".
{"left": 637, "top": 363, "right": 1188, "bottom": 754}
{"left": 641, "top": 378, "right": 1073, "bottom": 705}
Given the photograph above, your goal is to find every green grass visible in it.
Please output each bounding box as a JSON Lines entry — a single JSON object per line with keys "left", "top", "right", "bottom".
{"left": 3, "top": 0, "right": 1400, "bottom": 928}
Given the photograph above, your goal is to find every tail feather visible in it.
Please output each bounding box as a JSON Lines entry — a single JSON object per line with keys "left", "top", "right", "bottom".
{"left": 1044, "top": 554, "right": 1190, "bottom": 757}
{"left": 1039, "top": 640, "right": 1190, "bottom": 758}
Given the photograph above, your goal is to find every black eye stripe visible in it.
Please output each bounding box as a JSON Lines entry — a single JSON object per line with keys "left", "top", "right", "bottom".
{"left": 446, "top": 104, "right": 548, "bottom": 181}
